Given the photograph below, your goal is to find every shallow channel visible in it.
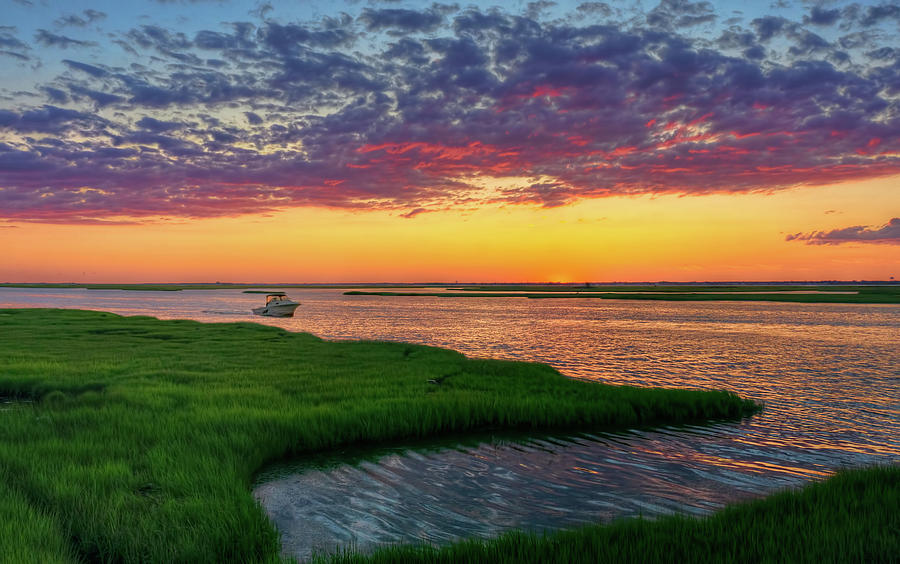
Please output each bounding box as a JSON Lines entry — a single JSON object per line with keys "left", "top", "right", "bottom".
{"left": 253, "top": 423, "right": 800, "bottom": 561}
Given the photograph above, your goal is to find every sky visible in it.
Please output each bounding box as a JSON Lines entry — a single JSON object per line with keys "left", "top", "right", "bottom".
{"left": 0, "top": 0, "right": 898, "bottom": 283}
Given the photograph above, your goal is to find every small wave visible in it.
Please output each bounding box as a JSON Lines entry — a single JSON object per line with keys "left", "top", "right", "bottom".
{"left": 201, "top": 310, "right": 249, "bottom": 315}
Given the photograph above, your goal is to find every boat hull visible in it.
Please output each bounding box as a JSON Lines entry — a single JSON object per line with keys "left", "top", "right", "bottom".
{"left": 252, "top": 302, "right": 300, "bottom": 317}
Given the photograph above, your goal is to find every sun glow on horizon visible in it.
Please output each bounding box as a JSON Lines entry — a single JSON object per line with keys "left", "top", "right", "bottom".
{"left": 2, "top": 175, "right": 898, "bottom": 284}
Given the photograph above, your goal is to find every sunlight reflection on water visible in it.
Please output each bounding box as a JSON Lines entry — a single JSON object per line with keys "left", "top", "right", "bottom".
{"left": 2, "top": 288, "right": 898, "bottom": 560}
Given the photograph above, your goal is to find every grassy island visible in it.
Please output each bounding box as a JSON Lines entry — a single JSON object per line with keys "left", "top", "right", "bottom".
{"left": 344, "top": 284, "right": 900, "bottom": 304}
{"left": 0, "top": 308, "right": 756, "bottom": 563}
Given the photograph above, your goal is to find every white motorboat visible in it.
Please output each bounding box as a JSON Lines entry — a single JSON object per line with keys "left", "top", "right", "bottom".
{"left": 252, "top": 293, "right": 300, "bottom": 317}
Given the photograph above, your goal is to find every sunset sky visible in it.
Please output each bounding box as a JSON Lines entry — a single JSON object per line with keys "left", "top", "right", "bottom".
{"left": 1, "top": 0, "right": 898, "bottom": 282}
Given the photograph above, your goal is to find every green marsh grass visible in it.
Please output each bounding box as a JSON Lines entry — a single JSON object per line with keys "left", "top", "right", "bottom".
{"left": 322, "top": 464, "right": 899, "bottom": 563}
{"left": 0, "top": 481, "right": 77, "bottom": 564}
{"left": 0, "top": 308, "right": 755, "bottom": 563}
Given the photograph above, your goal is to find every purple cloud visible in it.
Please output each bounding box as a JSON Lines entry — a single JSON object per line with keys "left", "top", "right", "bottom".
{"left": 0, "top": 4, "right": 899, "bottom": 223}
{"left": 804, "top": 7, "right": 842, "bottom": 27}
{"left": 576, "top": 3, "right": 613, "bottom": 17}
{"left": 55, "top": 10, "right": 107, "bottom": 28}
{"left": 0, "top": 27, "right": 28, "bottom": 51}
{"left": 34, "top": 30, "right": 97, "bottom": 49}
{"left": 359, "top": 7, "right": 446, "bottom": 34}
{"left": 0, "top": 49, "right": 30, "bottom": 61}
{"left": 647, "top": 0, "right": 717, "bottom": 29}
{"left": 0, "top": 26, "right": 30, "bottom": 62}
{"left": 786, "top": 218, "right": 900, "bottom": 245}
{"left": 859, "top": 4, "right": 900, "bottom": 27}
{"left": 399, "top": 207, "right": 431, "bottom": 218}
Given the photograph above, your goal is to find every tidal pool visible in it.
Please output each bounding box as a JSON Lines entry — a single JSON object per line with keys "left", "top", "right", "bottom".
{"left": 253, "top": 424, "right": 799, "bottom": 561}
{"left": 0, "top": 396, "right": 31, "bottom": 411}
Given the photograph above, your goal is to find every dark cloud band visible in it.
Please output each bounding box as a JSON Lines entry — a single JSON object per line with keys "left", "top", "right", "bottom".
{"left": 1, "top": 2, "right": 899, "bottom": 223}
{"left": 786, "top": 218, "right": 900, "bottom": 245}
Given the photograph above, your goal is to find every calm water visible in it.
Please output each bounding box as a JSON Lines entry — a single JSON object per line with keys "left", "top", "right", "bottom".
{"left": 2, "top": 288, "right": 899, "bottom": 560}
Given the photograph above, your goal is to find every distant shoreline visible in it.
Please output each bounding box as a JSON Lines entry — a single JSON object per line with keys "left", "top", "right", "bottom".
{"left": 2, "top": 282, "right": 897, "bottom": 303}
{"left": 1, "top": 281, "right": 898, "bottom": 291}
